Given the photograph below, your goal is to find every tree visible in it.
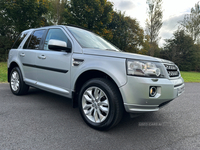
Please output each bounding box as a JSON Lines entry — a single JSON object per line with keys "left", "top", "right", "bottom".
{"left": 64, "top": 0, "right": 113, "bottom": 40}
{"left": 145, "top": 0, "right": 163, "bottom": 56}
{"left": 0, "top": 0, "right": 49, "bottom": 61}
{"left": 45, "top": 0, "right": 67, "bottom": 25}
{"left": 0, "top": 16, "right": 12, "bottom": 61}
{"left": 125, "top": 16, "right": 144, "bottom": 53}
{"left": 108, "top": 11, "right": 144, "bottom": 53}
{"left": 108, "top": 11, "right": 128, "bottom": 50}
{"left": 180, "top": 1, "right": 200, "bottom": 43}
{"left": 160, "top": 29, "right": 200, "bottom": 71}
{"left": 0, "top": 35, "right": 11, "bottom": 61}
{"left": 139, "top": 35, "right": 150, "bottom": 55}
{"left": 140, "top": 35, "right": 160, "bottom": 56}
{"left": 1, "top": 0, "right": 49, "bottom": 34}
{"left": 0, "top": 0, "right": 15, "bottom": 61}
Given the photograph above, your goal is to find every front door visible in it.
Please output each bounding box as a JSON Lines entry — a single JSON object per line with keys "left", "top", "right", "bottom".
{"left": 35, "top": 28, "right": 72, "bottom": 97}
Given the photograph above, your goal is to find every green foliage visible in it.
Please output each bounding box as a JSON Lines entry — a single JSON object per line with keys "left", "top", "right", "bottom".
{"left": 160, "top": 29, "right": 200, "bottom": 71}
{"left": 0, "top": 62, "right": 7, "bottom": 82}
{"left": 108, "top": 11, "right": 144, "bottom": 53}
{"left": 124, "top": 16, "right": 144, "bottom": 53}
{"left": 0, "top": 36, "right": 11, "bottom": 61}
{"left": 0, "top": 4, "right": 14, "bottom": 61}
{"left": 0, "top": 0, "right": 49, "bottom": 61}
{"left": 45, "top": 0, "right": 67, "bottom": 25}
{"left": 181, "top": 71, "right": 200, "bottom": 82}
{"left": 140, "top": 35, "right": 150, "bottom": 55}
{"left": 161, "top": 2, "right": 200, "bottom": 72}
{"left": 108, "top": 11, "right": 128, "bottom": 50}
{"left": 149, "top": 42, "right": 161, "bottom": 57}
{"left": 64, "top": 0, "right": 113, "bottom": 40}
{"left": 1, "top": 0, "right": 49, "bottom": 33}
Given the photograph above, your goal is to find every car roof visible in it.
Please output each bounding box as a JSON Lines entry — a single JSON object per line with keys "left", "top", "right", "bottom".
{"left": 24, "top": 24, "right": 89, "bottom": 32}
{"left": 23, "top": 25, "right": 66, "bottom": 32}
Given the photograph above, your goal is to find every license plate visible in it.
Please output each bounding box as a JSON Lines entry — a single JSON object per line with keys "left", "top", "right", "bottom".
{"left": 177, "top": 85, "right": 185, "bottom": 96}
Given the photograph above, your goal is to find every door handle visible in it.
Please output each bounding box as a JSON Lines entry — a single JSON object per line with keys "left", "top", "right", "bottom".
{"left": 20, "top": 53, "right": 25, "bottom": 57}
{"left": 38, "top": 55, "right": 46, "bottom": 59}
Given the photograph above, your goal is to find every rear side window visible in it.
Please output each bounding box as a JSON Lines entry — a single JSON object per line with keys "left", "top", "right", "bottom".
{"left": 27, "top": 30, "right": 45, "bottom": 49}
{"left": 12, "top": 31, "right": 29, "bottom": 49}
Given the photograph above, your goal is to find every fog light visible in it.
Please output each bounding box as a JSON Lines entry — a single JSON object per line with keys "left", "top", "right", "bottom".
{"left": 149, "top": 86, "right": 157, "bottom": 97}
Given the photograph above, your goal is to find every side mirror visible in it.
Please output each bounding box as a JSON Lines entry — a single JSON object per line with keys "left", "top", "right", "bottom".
{"left": 48, "top": 39, "right": 71, "bottom": 52}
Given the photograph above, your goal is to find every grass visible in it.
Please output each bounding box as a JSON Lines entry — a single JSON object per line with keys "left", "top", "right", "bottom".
{"left": 0, "top": 62, "right": 7, "bottom": 83}
{"left": 180, "top": 71, "right": 200, "bottom": 83}
{"left": 0, "top": 62, "right": 200, "bottom": 83}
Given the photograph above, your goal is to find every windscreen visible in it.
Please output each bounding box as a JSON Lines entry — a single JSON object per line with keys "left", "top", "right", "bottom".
{"left": 67, "top": 26, "right": 120, "bottom": 51}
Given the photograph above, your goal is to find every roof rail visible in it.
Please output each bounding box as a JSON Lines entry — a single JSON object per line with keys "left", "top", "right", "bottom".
{"left": 66, "top": 24, "right": 91, "bottom": 32}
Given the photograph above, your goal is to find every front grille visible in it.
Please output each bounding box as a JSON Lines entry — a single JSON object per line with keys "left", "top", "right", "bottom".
{"left": 164, "top": 64, "right": 179, "bottom": 77}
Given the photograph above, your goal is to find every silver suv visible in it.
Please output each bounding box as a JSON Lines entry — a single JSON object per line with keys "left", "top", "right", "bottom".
{"left": 8, "top": 25, "right": 185, "bottom": 130}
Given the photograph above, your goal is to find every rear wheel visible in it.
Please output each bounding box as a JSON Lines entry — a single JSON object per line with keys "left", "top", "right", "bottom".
{"left": 10, "top": 67, "right": 29, "bottom": 95}
{"left": 78, "top": 78, "right": 123, "bottom": 130}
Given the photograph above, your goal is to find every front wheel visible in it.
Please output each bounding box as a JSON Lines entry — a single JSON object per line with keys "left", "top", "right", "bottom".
{"left": 78, "top": 78, "right": 124, "bottom": 130}
{"left": 10, "top": 67, "right": 29, "bottom": 95}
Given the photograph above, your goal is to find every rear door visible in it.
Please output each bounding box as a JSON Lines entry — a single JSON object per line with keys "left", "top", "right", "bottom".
{"left": 35, "top": 27, "right": 72, "bottom": 97}
{"left": 18, "top": 29, "right": 46, "bottom": 85}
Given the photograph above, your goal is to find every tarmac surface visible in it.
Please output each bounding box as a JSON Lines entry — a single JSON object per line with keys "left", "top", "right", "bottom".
{"left": 0, "top": 83, "right": 199, "bottom": 150}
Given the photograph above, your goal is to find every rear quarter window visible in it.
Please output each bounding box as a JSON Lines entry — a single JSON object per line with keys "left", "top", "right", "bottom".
{"left": 23, "top": 35, "right": 32, "bottom": 49}
{"left": 12, "top": 31, "right": 29, "bottom": 49}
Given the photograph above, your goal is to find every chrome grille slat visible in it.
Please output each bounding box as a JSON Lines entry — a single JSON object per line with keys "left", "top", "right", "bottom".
{"left": 164, "top": 64, "right": 179, "bottom": 77}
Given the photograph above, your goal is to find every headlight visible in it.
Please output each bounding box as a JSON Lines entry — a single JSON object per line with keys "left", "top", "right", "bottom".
{"left": 126, "top": 59, "right": 165, "bottom": 77}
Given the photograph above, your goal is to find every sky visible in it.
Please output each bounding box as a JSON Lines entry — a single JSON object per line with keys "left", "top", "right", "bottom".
{"left": 109, "top": 0, "right": 199, "bottom": 46}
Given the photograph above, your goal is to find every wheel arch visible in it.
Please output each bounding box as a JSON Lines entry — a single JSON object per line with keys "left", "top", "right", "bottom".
{"left": 72, "top": 69, "right": 123, "bottom": 107}
{"left": 8, "top": 61, "right": 20, "bottom": 82}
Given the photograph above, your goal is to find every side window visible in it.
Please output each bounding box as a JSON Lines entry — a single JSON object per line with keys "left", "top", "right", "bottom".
{"left": 12, "top": 31, "right": 29, "bottom": 49}
{"left": 27, "top": 30, "right": 45, "bottom": 49}
{"left": 44, "top": 29, "right": 68, "bottom": 50}
{"left": 23, "top": 34, "right": 31, "bottom": 49}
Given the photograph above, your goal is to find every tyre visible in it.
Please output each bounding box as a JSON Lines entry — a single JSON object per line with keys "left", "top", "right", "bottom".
{"left": 10, "top": 67, "right": 29, "bottom": 95}
{"left": 78, "top": 78, "right": 124, "bottom": 130}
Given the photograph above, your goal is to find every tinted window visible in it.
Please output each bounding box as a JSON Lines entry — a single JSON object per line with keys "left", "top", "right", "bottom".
{"left": 44, "top": 29, "right": 68, "bottom": 50}
{"left": 12, "top": 31, "right": 29, "bottom": 49}
{"left": 23, "top": 35, "right": 31, "bottom": 49}
{"left": 28, "top": 30, "right": 45, "bottom": 49}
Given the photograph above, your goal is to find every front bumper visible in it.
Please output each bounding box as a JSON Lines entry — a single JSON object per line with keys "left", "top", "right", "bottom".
{"left": 119, "top": 76, "right": 184, "bottom": 113}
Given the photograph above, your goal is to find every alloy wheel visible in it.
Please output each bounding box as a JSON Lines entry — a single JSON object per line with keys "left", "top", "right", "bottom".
{"left": 82, "top": 86, "right": 109, "bottom": 123}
